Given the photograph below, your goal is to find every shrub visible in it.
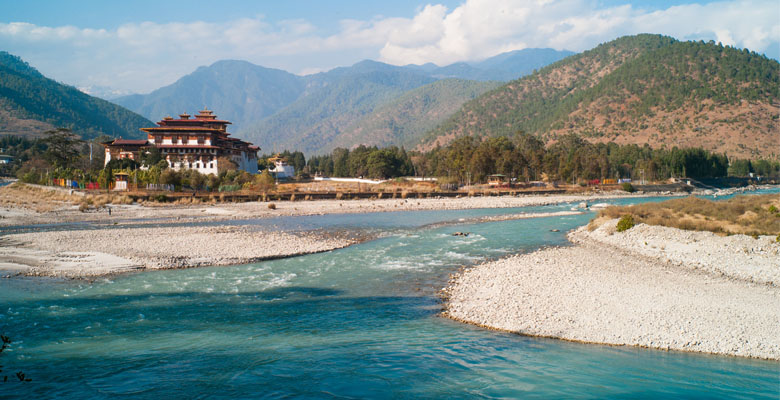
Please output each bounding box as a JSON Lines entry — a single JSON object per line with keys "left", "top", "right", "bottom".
{"left": 769, "top": 205, "right": 778, "bottom": 213}
{"left": 616, "top": 214, "right": 636, "bottom": 232}
{"left": 622, "top": 182, "right": 636, "bottom": 193}
{"left": 268, "top": 203, "right": 276, "bottom": 210}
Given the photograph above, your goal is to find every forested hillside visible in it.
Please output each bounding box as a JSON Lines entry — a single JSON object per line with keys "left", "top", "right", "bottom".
{"left": 424, "top": 35, "right": 780, "bottom": 159}
{"left": 0, "top": 52, "right": 152, "bottom": 140}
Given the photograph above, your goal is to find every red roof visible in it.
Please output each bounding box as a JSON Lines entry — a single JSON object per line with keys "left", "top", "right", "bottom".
{"left": 155, "top": 145, "right": 220, "bottom": 149}
{"left": 111, "top": 139, "right": 148, "bottom": 146}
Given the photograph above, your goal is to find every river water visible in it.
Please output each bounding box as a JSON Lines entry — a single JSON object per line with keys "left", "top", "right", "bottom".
{"left": 1, "top": 195, "right": 778, "bottom": 399}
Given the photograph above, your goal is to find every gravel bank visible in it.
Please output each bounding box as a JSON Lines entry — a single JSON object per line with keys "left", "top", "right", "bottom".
{"left": 0, "top": 225, "right": 357, "bottom": 278}
{"left": 444, "top": 224, "right": 780, "bottom": 360}
{"left": 572, "top": 220, "right": 780, "bottom": 286}
{"left": 0, "top": 190, "right": 670, "bottom": 227}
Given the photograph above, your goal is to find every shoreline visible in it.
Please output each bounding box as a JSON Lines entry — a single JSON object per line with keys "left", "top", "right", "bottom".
{"left": 0, "top": 189, "right": 662, "bottom": 279}
{"left": 443, "top": 222, "right": 780, "bottom": 361}
{"left": 0, "top": 188, "right": 676, "bottom": 228}
{"left": 0, "top": 226, "right": 364, "bottom": 279}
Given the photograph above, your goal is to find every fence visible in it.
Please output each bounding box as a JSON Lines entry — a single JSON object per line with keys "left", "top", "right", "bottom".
{"left": 51, "top": 179, "right": 102, "bottom": 190}
{"left": 146, "top": 183, "right": 175, "bottom": 191}
{"left": 218, "top": 184, "right": 241, "bottom": 192}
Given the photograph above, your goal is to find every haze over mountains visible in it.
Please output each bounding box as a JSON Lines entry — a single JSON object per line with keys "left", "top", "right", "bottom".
{"left": 0, "top": 51, "right": 151, "bottom": 140}
{"left": 114, "top": 49, "right": 574, "bottom": 154}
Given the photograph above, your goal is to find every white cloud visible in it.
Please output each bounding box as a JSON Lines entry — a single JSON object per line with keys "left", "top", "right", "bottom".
{"left": 0, "top": 0, "right": 777, "bottom": 94}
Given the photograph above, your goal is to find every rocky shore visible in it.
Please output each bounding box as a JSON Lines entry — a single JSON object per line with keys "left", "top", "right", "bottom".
{"left": 0, "top": 188, "right": 671, "bottom": 227}
{"left": 0, "top": 225, "right": 358, "bottom": 278}
{"left": 444, "top": 221, "right": 780, "bottom": 360}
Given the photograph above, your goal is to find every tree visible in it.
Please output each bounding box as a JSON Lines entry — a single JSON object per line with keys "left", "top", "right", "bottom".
{"left": 41, "top": 128, "right": 81, "bottom": 168}
{"left": 255, "top": 169, "right": 275, "bottom": 192}
{"left": 217, "top": 157, "right": 238, "bottom": 174}
{"left": 140, "top": 146, "right": 163, "bottom": 167}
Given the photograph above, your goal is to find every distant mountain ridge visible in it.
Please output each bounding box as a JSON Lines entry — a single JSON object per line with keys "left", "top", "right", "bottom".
{"left": 0, "top": 51, "right": 152, "bottom": 140}
{"left": 114, "top": 48, "right": 573, "bottom": 153}
{"left": 114, "top": 60, "right": 306, "bottom": 132}
{"left": 423, "top": 35, "right": 780, "bottom": 160}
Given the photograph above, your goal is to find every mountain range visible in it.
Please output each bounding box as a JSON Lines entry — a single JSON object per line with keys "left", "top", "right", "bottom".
{"left": 113, "top": 49, "right": 573, "bottom": 153}
{"left": 0, "top": 51, "right": 151, "bottom": 140}
{"left": 2, "top": 35, "right": 776, "bottom": 161}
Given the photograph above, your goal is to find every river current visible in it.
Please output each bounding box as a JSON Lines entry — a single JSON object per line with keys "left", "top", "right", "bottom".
{"left": 1, "top": 194, "right": 778, "bottom": 399}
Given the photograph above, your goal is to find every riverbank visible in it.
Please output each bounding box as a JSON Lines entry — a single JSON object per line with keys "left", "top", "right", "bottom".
{"left": 0, "top": 182, "right": 673, "bottom": 228}
{"left": 0, "top": 225, "right": 360, "bottom": 278}
{"left": 443, "top": 221, "right": 780, "bottom": 360}
{"left": 0, "top": 184, "right": 669, "bottom": 279}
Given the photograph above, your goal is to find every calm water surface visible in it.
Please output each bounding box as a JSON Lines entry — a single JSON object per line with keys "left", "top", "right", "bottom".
{"left": 1, "top": 195, "right": 779, "bottom": 399}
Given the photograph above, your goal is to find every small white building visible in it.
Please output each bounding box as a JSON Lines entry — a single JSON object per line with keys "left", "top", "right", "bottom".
{"left": 268, "top": 155, "right": 295, "bottom": 179}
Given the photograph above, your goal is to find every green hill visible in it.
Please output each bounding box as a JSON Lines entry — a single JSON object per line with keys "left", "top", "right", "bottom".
{"left": 423, "top": 35, "right": 780, "bottom": 160}
{"left": 327, "top": 79, "right": 501, "bottom": 151}
{"left": 0, "top": 51, "right": 152, "bottom": 140}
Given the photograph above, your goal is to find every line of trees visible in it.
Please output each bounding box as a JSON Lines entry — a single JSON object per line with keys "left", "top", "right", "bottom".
{"left": 303, "top": 133, "right": 778, "bottom": 184}
{"left": 3, "top": 129, "right": 779, "bottom": 190}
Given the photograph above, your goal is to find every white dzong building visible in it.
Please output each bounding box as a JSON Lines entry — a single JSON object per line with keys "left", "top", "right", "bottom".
{"left": 103, "top": 109, "right": 259, "bottom": 175}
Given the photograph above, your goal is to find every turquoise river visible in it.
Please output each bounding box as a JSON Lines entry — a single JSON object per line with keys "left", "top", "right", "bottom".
{"left": 1, "top": 195, "right": 779, "bottom": 398}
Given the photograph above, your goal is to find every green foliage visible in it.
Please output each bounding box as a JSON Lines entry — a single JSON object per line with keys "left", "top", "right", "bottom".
{"left": 622, "top": 182, "right": 636, "bottom": 192}
{"left": 140, "top": 147, "right": 164, "bottom": 168}
{"left": 255, "top": 169, "right": 275, "bottom": 192}
{"left": 1, "top": 334, "right": 31, "bottom": 382}
{"left": 105, "top": 158, "right": 139, "bottom": 171}
{"left": 0, "top": 51, "right": 151, "bottom": 140}
{"left": 769, "top": 205, "right": 778, "bottom": 213}
{"left": 41, "top": 128, "right": 82, "bottom": 168}
{"left": 404, "top": 132, "right": 730, "bottom": 184}
{"left": 616, "top": 214, "right": 636, "bottom": 232}
{"left": 307, "top": 145, "right": 414, "bottom": 179}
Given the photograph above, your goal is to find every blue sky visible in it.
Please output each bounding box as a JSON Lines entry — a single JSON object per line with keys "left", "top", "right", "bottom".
{"left": 1, "top": 0, "right": 777, "bottom": 94}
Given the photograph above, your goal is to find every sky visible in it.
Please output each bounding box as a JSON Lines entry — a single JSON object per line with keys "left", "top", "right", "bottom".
{"left": 1, "top": 0, "right": 778, "bottom": 95}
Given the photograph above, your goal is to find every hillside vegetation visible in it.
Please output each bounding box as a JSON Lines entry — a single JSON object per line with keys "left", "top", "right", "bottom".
{"left": 243, "top": 66, "right": 437, "bottom": 154}
{"left": 326, "top": 79, "right": 501, "bottom": 151}
{"left": 0, "top": 52, "right": 151, "bottom": 140}
{"left": 424, "top": 35, "right": 779, "bottom": 160}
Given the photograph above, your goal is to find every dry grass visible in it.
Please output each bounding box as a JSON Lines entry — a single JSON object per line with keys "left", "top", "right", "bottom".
{"left": 0, "top": 182, "right": 83, "bottom": 212}
{"left": 0, "top": 183, "right": 139, "bottom": 213}
{"left": 599, "top": 194, "right": 780, "bottom": 236}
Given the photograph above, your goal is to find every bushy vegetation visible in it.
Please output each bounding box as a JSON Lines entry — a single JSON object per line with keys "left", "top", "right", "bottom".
{"left": 616, "top": 215, "right": 636, "bottom": 232}
{"left": 600, "top": 194, "right": 780, "bottom": 236}
{"left": 5, "top": 130, "right": 271, "bottom": 194}
{"left": 307, "top": 145, "right": 414, "bottom": 179}
{"left": 303, "top": 132, "right": 769, "bottom": 184}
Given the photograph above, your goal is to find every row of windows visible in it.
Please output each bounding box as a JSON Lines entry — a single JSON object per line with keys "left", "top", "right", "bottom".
{"left": 162, "top": 148, "right": 217, "bottom": 154}
{"left": 172, "top": 161, "right": 215, "bottom": 169}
